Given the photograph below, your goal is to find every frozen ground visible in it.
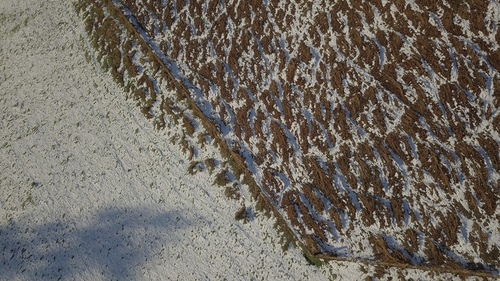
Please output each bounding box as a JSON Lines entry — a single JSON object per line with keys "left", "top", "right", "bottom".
{"left": 0, "top": 0, "right": 338, "bottom": 280}
{"left": 0, "top": 1, "right": 492, "bottom": 280}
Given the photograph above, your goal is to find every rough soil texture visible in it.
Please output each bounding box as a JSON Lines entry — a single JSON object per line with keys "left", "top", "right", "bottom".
{"left": 81, "top": 0, "right": 498, "bottom": 275}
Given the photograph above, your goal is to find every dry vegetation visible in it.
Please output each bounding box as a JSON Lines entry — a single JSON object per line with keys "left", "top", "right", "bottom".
{"left": 77, "top": 0, "right": 499, "bottom": 277}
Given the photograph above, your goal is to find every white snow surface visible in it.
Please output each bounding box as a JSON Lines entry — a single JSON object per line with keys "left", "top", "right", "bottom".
{"left": 0, "top": 1, "right": 490, "bottom": 280}
{"left": 0, "top": 1, "right": 335, "bottom": 280}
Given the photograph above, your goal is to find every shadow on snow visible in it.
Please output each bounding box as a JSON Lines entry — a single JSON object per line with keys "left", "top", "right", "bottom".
{"left": 0, "top": 206, "right": 189, "bottom": 280}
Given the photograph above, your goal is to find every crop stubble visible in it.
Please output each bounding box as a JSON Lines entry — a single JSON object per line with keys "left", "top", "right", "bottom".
{"left": 80, "top": 0, "right": 499, "bottom": 275}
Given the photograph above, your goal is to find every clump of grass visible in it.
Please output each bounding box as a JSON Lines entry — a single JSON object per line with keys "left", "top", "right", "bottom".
{"left": 182, "top": 115, "right": 196, "bottom": 136}
{"left": 188, "top": 161, "right": 204, "bottom": 175}
{"left": 234, "top": 205, "right": 249, "bottom": 223}
{"left": 154, "top": 113, "right": 166, "bottom": 130}
{"left": 224, "top": 183, "right": 241, "bottom": 200}
{"left": 179, "top": 136, "right": 196, "bottom": 160}
{"left": 197, "top": 133, "right": 211, "bottom": 148}
{"left": 303, "top": 252, "right": 324, "bottom": 266}
{"left": 213, "top": 170, "right": 230, "bottom": 186}
{"left": 21, "top": 192, "right": 34, "bottom": 209}
{"left": 278, "top": 236, "right": 291, "bottom": 252}
{"left": 255, "top": 194, "right": 271, "bottom": 217}
{"left": 160, "top": 98, "right": 182, "bottom": 125}
{"left": 204, "top": 158, "right": 218, "bottom": 173}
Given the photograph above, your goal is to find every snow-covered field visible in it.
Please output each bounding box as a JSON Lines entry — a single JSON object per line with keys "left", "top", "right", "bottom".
{"left": 0, "top": 0, "right": 494, "bottom": 280}
{"left": 0, "top": 1, "right": 336, "bottom": 280}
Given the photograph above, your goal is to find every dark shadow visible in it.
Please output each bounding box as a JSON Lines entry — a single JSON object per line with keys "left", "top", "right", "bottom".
{"left": 0, "top": 207, "right": 190, "bottom": 280}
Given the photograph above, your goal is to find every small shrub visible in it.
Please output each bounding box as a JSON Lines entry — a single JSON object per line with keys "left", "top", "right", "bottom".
{"left": 214, "top": 170, "right": 229, "bottom": 186}
{"left": 234, "top": 205, "right": 249, "bottom": 223}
